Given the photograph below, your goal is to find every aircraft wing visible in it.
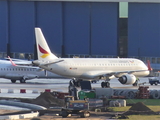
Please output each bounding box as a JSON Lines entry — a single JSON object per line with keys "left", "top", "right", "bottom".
{"left": 8, "top": 56, "right": 42, "bottom": 70}
{"left": 104, "top": 69, "right": 148, "bottom": 77}
{"left": 82, "top": 71, "right": 113, "bottom": 79}
{"left": 11, "top": 63, "right": 42, "bottom": 70}
{"left": 13, "top": 61, "right": 33, "bottom": 66}
{"left": 4, "top": 57, "right": 33, "bottom": 65}
{"left": 84, "top": 69, "right": 148, "bottom": 79}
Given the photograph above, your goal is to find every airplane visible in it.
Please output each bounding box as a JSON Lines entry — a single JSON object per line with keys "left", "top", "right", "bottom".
{"left": 32, "top": 28, "right": 150, "bottom": 88}
{"left": 0, "top": 58, "right": 65, "bottom": 83}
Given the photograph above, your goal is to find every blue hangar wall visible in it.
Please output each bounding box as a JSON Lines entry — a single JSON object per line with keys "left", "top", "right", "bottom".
{"left": 128, "top": 3, "right": 160, "bottom": 57}
{"left": 0, "top": 1, "right": 119, "bottom": 58}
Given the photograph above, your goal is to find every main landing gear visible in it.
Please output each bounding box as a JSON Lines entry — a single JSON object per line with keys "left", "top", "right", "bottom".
{"left": 69, "top": 78, "right": 111, "bottom": 88}
{"left": 132, "top": 80, "right": 138, "bottom": 86}
{"left": 11, "top": 80, "right": 16, "bottom": 83}
{"left": 101, "top": 81, "right": 110, "bottom": 88}
{"left": 11, "top": 79, "right": 26, "bottom": 83}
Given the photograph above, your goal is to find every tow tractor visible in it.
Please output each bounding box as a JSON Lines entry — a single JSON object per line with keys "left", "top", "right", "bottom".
{"left": 149, "top": 72, "right": 160, "bottom": 85}
{"left": 59, "top": 96, "right": 90, "bottom": 118}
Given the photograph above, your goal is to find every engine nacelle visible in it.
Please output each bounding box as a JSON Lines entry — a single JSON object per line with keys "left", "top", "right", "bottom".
{"left": 118, "top": 74, "right": 136, "bottom": 85}
{"left": 23, "top": 75, "right": 39, "bottom": 80}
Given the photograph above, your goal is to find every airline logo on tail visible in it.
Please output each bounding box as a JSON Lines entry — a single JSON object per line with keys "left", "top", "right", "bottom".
{"left": 38, "top": 44, "right": 50, "bottom": 58}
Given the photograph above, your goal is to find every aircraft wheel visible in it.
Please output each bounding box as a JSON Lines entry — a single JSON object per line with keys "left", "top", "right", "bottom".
{"left": 105, "top": 82, "right": 110, "bottom": 87}
{"left": 101, "top": 82, "right": 105, "bottom": 88}
{"left": 61, "top": 111, "right": 68, "bottom": 118}
{"left": 91, "top": 80, "right": 97, "bottom": 83}
{"left": 11, "top": 80, "right": 16, "bottom": 83}
{"left": 20, "top": 79, "right": 26, "bottom": 83}
{"left": 155, "top": 82, "right": 158, "bottom": 85}
{"left": 133, "top": 80, "right": 138, "bottom": 86}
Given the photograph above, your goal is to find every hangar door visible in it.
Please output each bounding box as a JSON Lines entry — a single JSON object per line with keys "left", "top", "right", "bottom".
{"left": 63, "top": 2, "right": 119, "bottom": 57}
{"left": 128, "top": 3, "right": 160, "bottom": 57}
{"left": 0, "top": 1, "right": 8, "bottom": 53}
{"left": 9, "top": 1, "right": 35, "bottom": 53}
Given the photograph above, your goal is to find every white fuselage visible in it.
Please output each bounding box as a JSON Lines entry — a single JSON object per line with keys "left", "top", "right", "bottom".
{"left": 40, "top": 58, "right": 149, "bottom": 79}
{"left": 0, "top": 60, "right": 64, "bottom": 81}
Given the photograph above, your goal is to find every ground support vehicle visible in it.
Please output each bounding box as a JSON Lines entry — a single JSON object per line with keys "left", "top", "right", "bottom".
{"left": 59, "top": 98, "right": 90, "bottom": 118}
{"left": 60, "top": 107, "right": 90, "bottom": 118}
{"left": 149, "top": 72, "right": 160, "bottom": 85}
{"left": 149, "top": 79, "right": 160, "bottom": 85}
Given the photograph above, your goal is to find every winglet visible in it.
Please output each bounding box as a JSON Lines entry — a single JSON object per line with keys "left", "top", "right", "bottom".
{"left": 8, "top": 56, "right": 17, "bottom": 66}
{"left": 147, "top": 60, "right": 152, "bottom": 71}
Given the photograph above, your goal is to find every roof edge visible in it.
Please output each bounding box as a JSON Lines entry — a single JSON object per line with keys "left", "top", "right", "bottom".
{"left": 12, "top": 0, "right": 160, "bottom": 3}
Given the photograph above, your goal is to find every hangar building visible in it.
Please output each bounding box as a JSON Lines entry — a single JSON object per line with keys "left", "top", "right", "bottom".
{"left": 0, "top": 0, "right": 160, "bottom": 64}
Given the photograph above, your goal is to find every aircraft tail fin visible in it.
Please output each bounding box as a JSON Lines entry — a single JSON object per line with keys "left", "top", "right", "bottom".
{"left": 35, "top": 28, "right": 58, "bottom": 61}
{"left": 8, "top": 56, "right": 17, "bottom": 66}
{"left": 147, "top": 60, "right": 152, "bottom": 71}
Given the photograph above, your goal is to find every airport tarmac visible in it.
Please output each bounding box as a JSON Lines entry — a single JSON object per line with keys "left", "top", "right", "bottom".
{"left": 0, "top": 77, "right": 159, "bottom": 119}
{"left": 0, "top": 77, "right": 158, "bottom": 99}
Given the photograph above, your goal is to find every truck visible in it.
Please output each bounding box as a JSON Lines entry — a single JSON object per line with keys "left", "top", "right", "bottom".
{"left": 149, "top": 72, "right": 160, "bottom": 85}
{"left": 59, "top": 96, "right": 90, "bottom": 118}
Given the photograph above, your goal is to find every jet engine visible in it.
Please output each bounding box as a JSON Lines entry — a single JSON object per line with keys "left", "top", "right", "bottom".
{"left": 118, "top": 74, "right": 136, "bottom": 85}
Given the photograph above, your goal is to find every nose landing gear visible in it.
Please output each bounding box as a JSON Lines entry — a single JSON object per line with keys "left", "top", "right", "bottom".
{"left": 69, "top": 79, "right": 82, "bottom": 87}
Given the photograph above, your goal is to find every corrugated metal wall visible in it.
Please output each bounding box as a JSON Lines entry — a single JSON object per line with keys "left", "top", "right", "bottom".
{"left": 63, "top": 2, "right": 90, "bottom": 55}
{"left": 0, "top": 1, "right": 118, "bottom": 57}
{"left": 0, "top": 1, "right": 8, "bottom": 52}
{"left": 9, "top": 1, "right": 35, "bottom": 53}
{"left": 128, "top": 3, "right": 160, "bottom": 57}
{"left": 36, "top": 1, "right": 63, "bottom": 55}
{"left": 91, "top": 3, "right": 118, "bottom": 55}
